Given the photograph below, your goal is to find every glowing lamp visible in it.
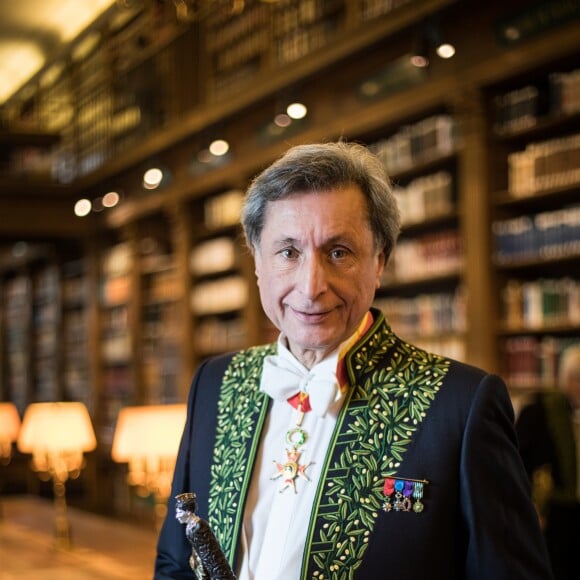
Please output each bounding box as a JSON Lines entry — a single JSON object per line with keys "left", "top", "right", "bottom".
{"left": 112, "top": 404, "right": 186, "bottom": 528}
{"left": 0, "top": 402, "right": 21, "bottom": 464}
{"left": 17, "top": 402, "right": 96, "bottom": 549}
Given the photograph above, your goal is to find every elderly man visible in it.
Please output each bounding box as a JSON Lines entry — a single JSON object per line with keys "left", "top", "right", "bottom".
{"left": 156, "top": 142, "right": 552, "bottom": 579}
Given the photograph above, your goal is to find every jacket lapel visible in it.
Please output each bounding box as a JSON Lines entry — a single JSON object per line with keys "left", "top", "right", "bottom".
{"left": 303, "top": 312, "right": 450, "bottom": 578}
{"left": 205, "top": 312, "right": 450, "bottom": 577}
{"left": 207, "top": 344, "right": 275, "bottom": 564}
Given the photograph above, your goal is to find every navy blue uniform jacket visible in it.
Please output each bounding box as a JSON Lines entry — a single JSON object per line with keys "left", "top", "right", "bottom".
{"left": 156, "top": 311, "right": 552, "bottom": 579}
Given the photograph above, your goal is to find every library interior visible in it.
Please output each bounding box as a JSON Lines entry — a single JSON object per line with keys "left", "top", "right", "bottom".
{"left": 0, "top": 0, "right": 579, "bottom": 578}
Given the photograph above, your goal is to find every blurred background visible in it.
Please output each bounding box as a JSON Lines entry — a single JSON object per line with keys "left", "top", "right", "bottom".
{"left": 0, "top": 0, "right": 579, "bottom": 577}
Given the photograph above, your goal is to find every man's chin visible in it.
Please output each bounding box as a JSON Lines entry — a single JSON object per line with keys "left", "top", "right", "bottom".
{"left": 287, "top": 329, "right": 341, "bottom": 352}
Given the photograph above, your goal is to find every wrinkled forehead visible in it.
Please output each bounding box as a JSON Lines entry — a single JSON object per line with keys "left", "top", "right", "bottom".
{"left": 260, "top": 188, "right": 375, "bottom": 244}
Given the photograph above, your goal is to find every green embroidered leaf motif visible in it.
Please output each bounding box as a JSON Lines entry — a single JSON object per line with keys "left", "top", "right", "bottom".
{"left": 208, "top": 345, "right": 274, "bottom": 560}
{"left": 358, "top": 506, "right": 374, "bottom": 528}
{"left": 314, "top": 554, "right": 326, "bottom": 569}
{"left": 362, "top": 452, "right": 378, "bottom": 469}
{"left": 307, "top": 320, "right": 450, "bottom": 578}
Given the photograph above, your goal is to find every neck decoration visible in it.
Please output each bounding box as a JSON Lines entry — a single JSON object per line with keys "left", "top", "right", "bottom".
{"left": 271, "top": 393, "right": 313, "bottom": 493}
{"left": 264, "top": 311, "right": 375, "bottom": 494}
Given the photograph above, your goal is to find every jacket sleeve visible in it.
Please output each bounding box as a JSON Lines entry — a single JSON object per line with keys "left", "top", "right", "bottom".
{"left": 460, "top": 374, "right": 553, "bottom": 579}
{"left": 154, "top": 360, "right": 209, "bottom": 579}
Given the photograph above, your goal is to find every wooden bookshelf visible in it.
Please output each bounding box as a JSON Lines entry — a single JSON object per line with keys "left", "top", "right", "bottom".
{"left": 1, "top": 0, "right": 579, "bottom": 517}
{"left": 486, "top": 55, "right": 580, "bottom": 390}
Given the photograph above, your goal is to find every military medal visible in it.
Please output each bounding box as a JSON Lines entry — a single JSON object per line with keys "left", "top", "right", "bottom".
{"left": 382, "top": 476, "right": 428, "bottom": 512}
{"left": 271, "top": 392, "right": 313, "bottom": 493}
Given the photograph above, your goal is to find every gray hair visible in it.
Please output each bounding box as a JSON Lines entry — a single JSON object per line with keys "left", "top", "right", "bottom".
{"left": 241, "top": 142, "right": 401, "bottom": 257}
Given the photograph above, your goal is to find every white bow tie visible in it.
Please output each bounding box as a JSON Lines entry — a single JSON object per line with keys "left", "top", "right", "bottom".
{"left": 260, "top": 354, "right": 340, "bottom": 418}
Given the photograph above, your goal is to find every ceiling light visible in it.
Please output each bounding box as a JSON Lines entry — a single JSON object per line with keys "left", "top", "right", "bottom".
{"left": 436, "top": 42, "right": 456, "bottom": 59}
{"left": 274, "top": 113, "right": 292, "bottom": 127}
{"left": 209, "top": 139, "right": 230, "bottom": 156}
{"left": 410, "top": 53, "right": 429, "bottom": 68}
{"left": 143, "top": 167, "right": 164, "bottom": 189}
{"left": 287, "top": 102, "right": 307, "bottom": 119}
{"left": 0, "top": 43, "right": 45, "bottom": 104}
{"left": 102, "top": 191, "right": 121, "bottom": 207}
{"left": 0, "top": 0, "right": 116, "bottom": 105}
{"left": 74, "top": 199, "right": 92, "bottom": 217}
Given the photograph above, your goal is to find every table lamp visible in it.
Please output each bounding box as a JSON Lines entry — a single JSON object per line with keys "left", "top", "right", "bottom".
{"left": 111, "top": 404, "right": 186, "bottom": 529}
{"left": 0, "top": 402, "right": 21, "bottom": 465}
{"left": 0, "top": 402, "right": 21, "bottom": 520}
{"left": 17, "top": 401, "right": 96, "bottom": 549}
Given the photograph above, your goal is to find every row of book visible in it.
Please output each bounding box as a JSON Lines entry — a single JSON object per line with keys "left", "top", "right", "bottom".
{"left": 502, "top": 335, "right": 580, "bottom": 389}
{"left": 493, "top": 68, "right": 580, "bottom": 133}
{"left": 33, "top": 264, "right": 59, "bottom": 303}
{"left": 63, "top": 276, "right": 90, "bottom": 402}
{"left": 204, "top": 190, "right": 245, "bottom": 230}
{"left": 32, "top": 266, "right": 59, "bottom": 403}
{"left": 194, "top": 316, "right": 248, "bottom": 355}
{"left": 141, "top": 301, "right": 181, "bottom": 404}
{"left": 493, "top": 85, "right": 540, "bottom": 133}
{"left": 142, "top": 269, "right": 181, "bottom": 304}
{"left": 275, "top": 20, "right": 338, "bottom": 65}
{"left": 384, "top": 229, "right": 463, "bottom": 283}
{"left": 4, "top": 141, "right": 57, "bottom": 179}
{"left": 190, "top": 275, "right": 248, "bottom": 315}
{"left": 271, "top": 0, "right": 336, "bottom": 36}
{"left": 205, "top": 1, "right": 269, "bottom": 53}
{"left": 1, "top": 261, "right": 92, "bottom": 409}
{"left": 206, "top": 0, "right": 414, "bottom": 68}
{"left": 508, "top": 132, "right": 580, "bottom": 197}
{"left": 101, "top": 334, "right": 132, "bottom": 365}
{"left": 360, "top": 0, "right": 413, "bottom": 21}
{"left": 374, "top": 286, "right": 467, "bottom": 337}
{"left": 101, "top": 274, "right": 132, "bottom": 307}
{"left": 393, "top": 170, "right": 454, "bottom": 225}
{"left": 3, "top": 275, "right": 39, "bottom": 410}
{"left": 215, "top": 27, "right": 269, "bottom": 71}
{"left": 38, "top": 77, "right": 74, "bottom": 134}
{"left": 63, "top": 273, "right": 88, "bottom": 307}
{"left": 3, "top": 6, "right": 183, "bottom": 182}
{"left": 502, "top": 278, "right": 580, "bottom": 329}
{"left": 493, "top": 206, "right": 580, "bottom": 264}
{"left": 550, "top": 69, "right": 580, "bottom": 116}
{"left": 370, "top": 114, "right": 457, "bottom": 176}
{"left": 63, "top": 309, "right": 90, "bottom": 405}
{"left": 102, "top": 242, "right": 133, "bottom": 277}
{"left": 411, "top": 336, "right": 466, "bottom": 362}
{"left": 190, "top": 236, "right": 237, "bottom": 276}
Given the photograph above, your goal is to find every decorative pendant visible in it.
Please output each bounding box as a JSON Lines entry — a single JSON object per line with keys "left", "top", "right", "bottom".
{"left": 271, "top": 447, "right": 312, "bottom": 493}
{"left": 271, "top": 395, "right": 313, "bottom": 493}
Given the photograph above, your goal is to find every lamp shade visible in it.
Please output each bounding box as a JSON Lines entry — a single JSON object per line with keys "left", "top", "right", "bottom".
{"left": 0, "top": 402, "right": 21, "bottom": 443}
{"left": 17, "top": 402, "right": 96, "bottom": 454}
{"left": 111, "top": 404, "right": 186, "bottom": 463}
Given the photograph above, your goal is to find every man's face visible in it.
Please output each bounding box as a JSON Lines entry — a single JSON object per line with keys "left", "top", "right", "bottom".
{"left": 254, "top": 186, "right": 385, "bottom": 367}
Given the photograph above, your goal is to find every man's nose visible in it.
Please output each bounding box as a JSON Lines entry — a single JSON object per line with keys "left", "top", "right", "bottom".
{"left": 298, "top": 254, "right": 328, "bottom": 298}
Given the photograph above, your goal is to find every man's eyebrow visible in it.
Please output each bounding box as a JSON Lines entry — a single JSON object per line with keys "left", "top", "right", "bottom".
{"left": 271, "top": 237, "right": 298, "bottom": 248}
{"left": 272, "top": 234, "right": 353, "bottom": 247}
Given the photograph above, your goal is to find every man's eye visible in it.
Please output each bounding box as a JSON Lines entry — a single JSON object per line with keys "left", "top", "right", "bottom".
{"left": 280, "top": 248, "right": 298, "bottom": 259}
{"left": 330, "top": 248, "right": 348, "bottom": 260}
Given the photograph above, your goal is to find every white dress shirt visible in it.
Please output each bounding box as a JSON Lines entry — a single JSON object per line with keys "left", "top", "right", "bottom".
{"left": 237, "top": 338, "right": 344, "bottom": 580}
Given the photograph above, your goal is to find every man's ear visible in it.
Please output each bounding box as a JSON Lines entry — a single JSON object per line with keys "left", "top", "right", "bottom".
{"left": 254, "top": 248, "right": 262, "bottom": 281}
{"left": 375, "top": 250, "right": 386, "bottom": 288}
